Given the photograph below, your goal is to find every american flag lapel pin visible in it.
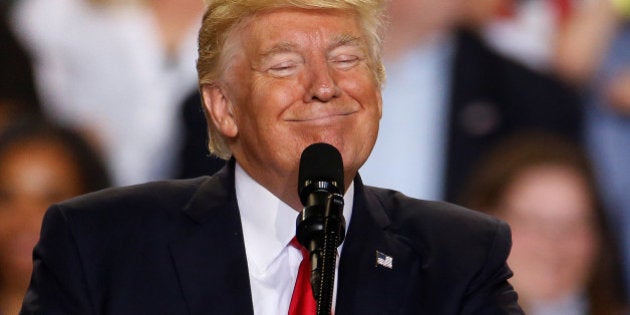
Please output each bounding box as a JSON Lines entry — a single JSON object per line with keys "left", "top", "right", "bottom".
{"left": 375, "top": 250, "right": 393, "bottom": 269}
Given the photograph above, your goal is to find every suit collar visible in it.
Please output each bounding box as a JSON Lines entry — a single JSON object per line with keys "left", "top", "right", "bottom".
{"left": 352, "top": 174, "right": 391, "bottom": 229}
{"left": 180, "top": 159, "right": 236, "bottom": 223}
{"left": 336, "top": 177, "right": 424, "bottom": 314}
{"left": 169, "top": 160, "right": 254, "bottom": 315}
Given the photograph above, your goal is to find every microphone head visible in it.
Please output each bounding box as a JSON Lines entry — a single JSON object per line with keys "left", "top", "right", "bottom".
{"left": 298, "top": 143, "right": 344, "bottom": 205}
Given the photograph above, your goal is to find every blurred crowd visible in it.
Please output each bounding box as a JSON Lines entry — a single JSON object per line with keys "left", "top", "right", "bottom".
{"left": 1, "top": 0, "right": 629, "bottom": 314}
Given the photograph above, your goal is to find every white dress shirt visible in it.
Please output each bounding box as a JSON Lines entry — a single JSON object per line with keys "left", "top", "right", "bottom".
{"left": 235, "top": 163, "right": 354, "bottom": 315}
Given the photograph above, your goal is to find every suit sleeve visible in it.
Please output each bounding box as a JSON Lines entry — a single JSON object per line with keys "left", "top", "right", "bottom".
{"left": 460, "top": 220, "right": 524, "bottom": 315}
{"left": 20, "top": 204, "right": 95, "bottom": 315}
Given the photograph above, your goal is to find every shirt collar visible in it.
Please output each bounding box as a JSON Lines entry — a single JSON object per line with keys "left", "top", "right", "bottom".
{"left": 235, "top": 162, "right": 354, "bottom": 274}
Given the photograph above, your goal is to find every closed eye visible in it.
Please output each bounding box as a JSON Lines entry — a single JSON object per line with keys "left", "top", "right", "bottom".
{"left": 268, "top": 62, "right": 299, "bottom": 77}
{"left": 331, "top": 55, "right": 360, "bottom": 70}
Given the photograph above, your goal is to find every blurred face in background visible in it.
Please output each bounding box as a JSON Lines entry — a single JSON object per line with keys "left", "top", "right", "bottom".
{"left": 0, "top": 139, "right": 83, "bottom": 288}
{"left": 386, "top": 0, "right": 464, "bottom": 33}
{"left": 462, "top": 0, "right": 511, "bottom": 28}
{"left": 496, "top": 165, "right": 598, "bottom": 305}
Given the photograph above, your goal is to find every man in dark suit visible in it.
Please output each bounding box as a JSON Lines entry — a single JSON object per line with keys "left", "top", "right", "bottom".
{"left": 21, "top": 0, "right": 523, "bottom": 314}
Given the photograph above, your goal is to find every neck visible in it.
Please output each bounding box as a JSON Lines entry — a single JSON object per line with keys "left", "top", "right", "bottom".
{"left": 234, "top": 160, "right": 302, "bottom": 211}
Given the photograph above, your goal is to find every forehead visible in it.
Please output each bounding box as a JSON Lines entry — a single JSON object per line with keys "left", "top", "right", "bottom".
{"left": 237, "top": 8, "right": 365, "bottom": 50}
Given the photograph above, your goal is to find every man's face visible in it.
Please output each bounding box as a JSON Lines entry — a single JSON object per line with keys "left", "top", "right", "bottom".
{"left": 207, "top": 8, "right": 382, "bottom": 201}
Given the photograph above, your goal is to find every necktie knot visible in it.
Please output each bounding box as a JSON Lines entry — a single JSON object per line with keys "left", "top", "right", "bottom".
{"left": 290, "top": 238, "right": 310, "bottom": 258}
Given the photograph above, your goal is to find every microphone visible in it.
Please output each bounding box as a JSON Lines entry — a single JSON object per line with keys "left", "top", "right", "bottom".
{"left": 295, "top": 143, "right": 346, "bottom": 314}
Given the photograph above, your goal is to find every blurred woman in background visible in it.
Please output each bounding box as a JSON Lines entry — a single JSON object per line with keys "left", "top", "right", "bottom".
{"left": 460, "top": 132, "right": 627, "bottom": 315}
{"left": 554, "top": 0, "right": 630, "bottom": 294}
{"left": 0, "top": 121, "right": 110, "bottom": 315}
{"left": 8, "top": 0, "right": 204, "bottom": 186}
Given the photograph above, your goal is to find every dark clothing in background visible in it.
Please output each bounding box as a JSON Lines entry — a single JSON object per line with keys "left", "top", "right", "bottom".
{"left": 445, "top": 29, "right": 582, "bottom": 201}
{"left": 176, "top": 91, "right": 226, "bottom": 179}
{"left": 0, "top": 5, "right": 41, "bottom": 116}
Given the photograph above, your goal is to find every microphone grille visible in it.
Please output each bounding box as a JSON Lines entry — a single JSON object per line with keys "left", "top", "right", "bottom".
{"left": 298, "top": 143, "right": 344, "bottom": 201}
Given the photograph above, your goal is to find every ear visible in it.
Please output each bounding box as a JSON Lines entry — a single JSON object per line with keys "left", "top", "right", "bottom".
{"left": 200, "top": 84, "right": 238, "bottom": 138}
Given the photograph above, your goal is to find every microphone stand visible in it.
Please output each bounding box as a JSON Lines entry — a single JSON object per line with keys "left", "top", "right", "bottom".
{"left": 296, "top": 185, "right": 345, "bottom": 315}
{"left": 315, "top": 192, "right": 344, "bottom": 315}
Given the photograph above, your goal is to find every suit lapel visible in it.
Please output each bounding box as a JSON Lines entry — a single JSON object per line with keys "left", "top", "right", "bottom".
{"left": 166, "top": 166, "right": 424, "bottom": 314}
{"left": 169, "top": 162, "right": 254, "bottom": 315}
{"left": 336, "top": 177, "right": 424, "bottom": 315}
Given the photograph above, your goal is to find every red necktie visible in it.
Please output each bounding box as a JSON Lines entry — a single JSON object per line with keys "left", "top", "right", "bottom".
{"left": 289, "top": 238, "right": 317, "bottom": 315}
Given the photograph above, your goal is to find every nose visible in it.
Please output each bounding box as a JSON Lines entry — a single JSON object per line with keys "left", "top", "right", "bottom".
{"left": 303, "top": 61, "right": 341, "bottom": 103}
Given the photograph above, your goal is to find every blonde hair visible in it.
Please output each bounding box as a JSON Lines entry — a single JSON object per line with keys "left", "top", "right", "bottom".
{"left": 197, "top": 0, "right": 388, "bottom": 159}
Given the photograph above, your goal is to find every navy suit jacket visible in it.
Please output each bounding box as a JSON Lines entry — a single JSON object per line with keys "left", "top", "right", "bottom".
{"left": 21, "top": 162, "right": 523, "bottom": 314}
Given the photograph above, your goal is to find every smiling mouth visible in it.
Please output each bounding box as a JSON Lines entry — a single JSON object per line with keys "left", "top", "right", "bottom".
{"left": 286, "top": 111, "right": 358, "bottom": 123}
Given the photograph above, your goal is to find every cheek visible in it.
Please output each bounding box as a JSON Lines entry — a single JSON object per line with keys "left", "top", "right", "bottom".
{"left": 248, "top": 76, "right": 304, "bottom": 116}
{"left": 342, "top": 74, "right": 381, "bottom": 112}
{"left": 506, "top": 228, "right": 534, "bottom": 259}
{"left": 0, "top": 208, "right": 43, "bottom": 266}
{"left": 344, "top": 81, "right": 382, "bottom": 136}
{"left": 237, "top": 99, "right": 283, "bottom": 137}
{"left": 232, "top": 84, "right": 300, "bottom": 160}
{"left": 563, "top": 230, "right": 598, "bottom": 274}
{"left": 340, "top": 66, "right": 378, "bottom": 92}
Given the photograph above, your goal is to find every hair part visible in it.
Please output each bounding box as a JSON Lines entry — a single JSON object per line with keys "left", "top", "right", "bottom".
{"left": 196, "top": 0, "right": 388, "bottom": 159}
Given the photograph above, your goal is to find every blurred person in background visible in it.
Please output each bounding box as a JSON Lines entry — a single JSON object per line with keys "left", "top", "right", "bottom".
{"left": 460, "top": 132, "right": 627, "bottom": 315}
{"left": 0, "top": 121, "right": 110, "bottom": 315}
{"left": 481, "top": 0, "right": 578, "bottom": 71}
{"left": 0, "top": 3, "right": 41, "bottom": 131}
{"left": 358, "top": 0, "right": 582, "bottom": 202}
{"left": 553, "top": 0, "right": 630, "bottom": 293}
{"left": 175, "top": 90, "right": 227, "bottom": 180}
{"left": 18, "top": 0, "right": 524, "bottom": 313}
{"left": 7, "top": 0, "right": 204, "bottom": 186}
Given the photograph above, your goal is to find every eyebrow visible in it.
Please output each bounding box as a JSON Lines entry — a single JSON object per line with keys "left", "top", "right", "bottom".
{"left": 259, "top": 42, "right": 300, "bottom": 58}
{"left": 329, "top": 34, "right": 363, "bottom": 50}
{"left": 258, "top": 34, "right": 364, "bottom": 58}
